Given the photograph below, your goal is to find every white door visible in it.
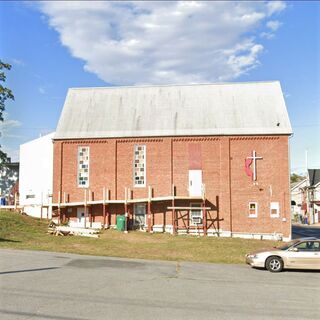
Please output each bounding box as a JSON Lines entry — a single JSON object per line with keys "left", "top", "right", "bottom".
{"left": 77, "top": 207, "right": 86, "bottom": 228}
{"left": 189, "top": 170, "right": 202, "bottom": 197}
{"left": 134, "top": 204, "right": 146, "bottom": 230}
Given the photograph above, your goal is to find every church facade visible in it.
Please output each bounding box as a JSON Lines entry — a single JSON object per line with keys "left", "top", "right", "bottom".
{"left": 52, "top": 82, "right": 292, "bottom": 240}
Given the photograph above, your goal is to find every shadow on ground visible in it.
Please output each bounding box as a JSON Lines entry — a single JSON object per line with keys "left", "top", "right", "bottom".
{"left": 0, "top": 238, "right": 20, "bottom": 243}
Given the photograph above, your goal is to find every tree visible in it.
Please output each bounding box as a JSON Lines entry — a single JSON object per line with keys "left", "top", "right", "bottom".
{"left": 0, "top": 60, "right": 14, "bottom": 167}
{"left": 290, "top": 173, "right": 305, "bottom": 184}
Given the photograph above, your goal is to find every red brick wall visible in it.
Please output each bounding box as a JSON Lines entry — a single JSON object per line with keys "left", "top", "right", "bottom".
{"left": 53, "top": 135, "right": 291, "bottom": 237}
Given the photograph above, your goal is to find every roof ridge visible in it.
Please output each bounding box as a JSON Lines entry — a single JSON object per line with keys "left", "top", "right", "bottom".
{"left": 68, "top": 81, "right": 280, "bottom": 91}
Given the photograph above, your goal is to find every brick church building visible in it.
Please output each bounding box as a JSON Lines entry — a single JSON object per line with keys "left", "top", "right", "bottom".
{"left": 53, "top": 81, "right": 292, "bottom": 240}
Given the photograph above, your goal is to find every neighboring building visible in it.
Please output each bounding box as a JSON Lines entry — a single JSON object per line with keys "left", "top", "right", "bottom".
{"left": 0, "top": 162, "right": 19, "bottom": 205}
{"left": 290, "top": 179, "right": 307, "bottom": 222}
{"left": 290, "top": 170, "right": 320, "bottom": 224}
{"left": 53, "top": 81, "right": 292, "bottom": 240}
{"left": 19, "top": 133, "right": 55, "bottom": 219}
{"left": 307, "top": 169, "right": 320, "bottom": 224}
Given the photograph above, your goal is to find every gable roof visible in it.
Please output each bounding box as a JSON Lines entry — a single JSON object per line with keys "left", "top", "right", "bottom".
{"left": 54, "top": 81, "right": 292, "bottom": 140}
{"left": 308, "top": 169, "right": 320, "bottom": 187}
{"left": 291, "top": 179, "right": 308, "bottom": 191}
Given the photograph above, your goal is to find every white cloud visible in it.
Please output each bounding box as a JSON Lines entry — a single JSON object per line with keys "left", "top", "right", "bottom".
{"left": 0, "top": 113, "right": 22, "bottom": 139}
{"left": 266, "top": 1, "right": 287, "bottom": 16}
{"left": 266, "top": 20, "right": 282, "bottom": 31}
{"left": 261, "top": 19, "right": 282, "bottom": 39}
{"left": 260, "top": 32, "right": 274, "bottom": 40}
{"left": 11, "top": 58, "right": 25, "bottom": 67}
{"left": 38, "top": 1, "right": 286, "bottom": 85}
{"left": 38, "top": 86, "right": 46, "bottom": 94}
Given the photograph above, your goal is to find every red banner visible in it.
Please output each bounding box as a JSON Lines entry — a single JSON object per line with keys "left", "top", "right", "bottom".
{"left": 245, "top": 158, "right": 253, "bottom": 178}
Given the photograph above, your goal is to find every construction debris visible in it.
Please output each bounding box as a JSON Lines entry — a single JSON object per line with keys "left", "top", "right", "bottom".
{"left": 48, "top": 221, "right": 100, "bottom": 238}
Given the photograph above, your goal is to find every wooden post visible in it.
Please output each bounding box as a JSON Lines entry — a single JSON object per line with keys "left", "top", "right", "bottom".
{"left": 89, "top": 206, "right": 93, "bottom": 228}
{"left": 147, "top": 186, "right": 152, "bottom": 233}
{"left": 202, "top": 183, "right": 207, "bottom": 236}
{"left": 58, "top": 191, "right": 61, "bottom": 224}
{"left": 172, "top": 184, "right": 176, "bottom": 235}
{"left": 14, "top": 192, "right": 17, "bottom": 210}
{"left": 84, "top": 189, "right": 87, "bottom": 228}
{"left": 106, "top": 188, "right": 110, "bottom": 227}
{"left": 203, "top": 201, "right": 207, "bottom": 236}
{"left": 124, "top": 187, "right": 128, "bottom": 233}
{"left": 89, "top": 189, "right": 92, "bottom": 227}
{"left": 46, "top": 194, "right": 49, "bottom": 220}
{"left": 216, "top": 195, "right": 220, "bottom": 235}
{"left": 186, "top": 205, "right": 190, "bottom": 235}
{"left": 61, "top": 192, "right": 66, "bottom": 222}
{"left": 103, "top": 187, "right": 106, "bottom": 228}
{"left": 127, "top": 188, "right": 131, "bottom": 231}
{"left": 40, "top": 192, "right": 43, "bottom": 220}
{"left": 163, "top": 206, "right": 166, "bottom": 233}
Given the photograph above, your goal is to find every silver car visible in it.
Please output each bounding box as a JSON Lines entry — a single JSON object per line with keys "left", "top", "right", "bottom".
{"left": 246, "top": 237, "right": 320, "bottom": 272}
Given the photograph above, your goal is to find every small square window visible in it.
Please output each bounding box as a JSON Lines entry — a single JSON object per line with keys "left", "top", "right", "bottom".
{"left": 249, "top": 202, "right": 258, "bottom": 218}
{"left": 270, "top": 202, "right": 280, "bottom": 218}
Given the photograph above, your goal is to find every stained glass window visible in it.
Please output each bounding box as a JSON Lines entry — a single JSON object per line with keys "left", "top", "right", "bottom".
{"left": 78, "top": 146, "right": 89, "bottom": 188}
{"left": 133, "top": 145, "right": 146, "bottom": 187}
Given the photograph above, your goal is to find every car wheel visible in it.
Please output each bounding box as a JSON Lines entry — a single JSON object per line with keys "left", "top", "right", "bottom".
{"left": 266, "top": 256, "right": 283, "bottom": 272}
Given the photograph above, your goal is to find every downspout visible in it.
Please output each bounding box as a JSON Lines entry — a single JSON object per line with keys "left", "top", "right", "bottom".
{"left": 228, "top": 138, "right": 233, "bottom": 236}
{"left": 288, "top": 134, "right": 293, "bottom": 239}
{"left": 59, "top": 141, "right": 64, "bottom": 223}
{"left": 115, "top": 139, "right": 118, "bottom": 200}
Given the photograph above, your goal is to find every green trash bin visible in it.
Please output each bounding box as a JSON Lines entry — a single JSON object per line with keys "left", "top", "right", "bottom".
{"left": 116, "top": 215, "right": 125, "bottom": 231}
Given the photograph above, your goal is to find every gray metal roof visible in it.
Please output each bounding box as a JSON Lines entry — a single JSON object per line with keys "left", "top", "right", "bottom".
{"left": 55, "top": 81, "right": 292, "bottom": 139}
{"left": 308, "top": 169, "right": 320, "bottom": 187}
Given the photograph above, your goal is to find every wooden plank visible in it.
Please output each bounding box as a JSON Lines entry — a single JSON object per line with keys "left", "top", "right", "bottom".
{"left": 202, "top": 201, "right": 207, "bottom": 236}
{"left": 52, "top": 196, "right": 207, "bottom": 207}
{"left": 172, "top": 184, "right": 176, "bottom": 235}
{"left": 167, "top": 207, "right": 211, "bottom": 210}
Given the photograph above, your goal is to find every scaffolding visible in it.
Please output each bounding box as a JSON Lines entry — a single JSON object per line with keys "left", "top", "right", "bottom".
{"left": 53, "top": 183, "right": 218, "bottom": 234}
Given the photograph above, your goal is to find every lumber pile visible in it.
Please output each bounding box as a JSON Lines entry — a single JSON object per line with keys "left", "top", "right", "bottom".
{"left": 48, "top": 221, "right": 100, "bottom": 238}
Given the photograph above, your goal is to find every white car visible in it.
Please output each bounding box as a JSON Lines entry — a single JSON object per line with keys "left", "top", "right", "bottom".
{"left": 246, "top": 237, "right": 320, "bottom": 272}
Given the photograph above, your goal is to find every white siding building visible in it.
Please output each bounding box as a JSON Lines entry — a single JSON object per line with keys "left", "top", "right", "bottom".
{"left": 19, "top": 133, "right": 55, "bottom": 218}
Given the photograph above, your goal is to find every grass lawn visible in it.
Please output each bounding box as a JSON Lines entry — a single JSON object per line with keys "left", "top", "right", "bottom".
{"left": 0, "top": 210, "right": 280, "bottom": 264}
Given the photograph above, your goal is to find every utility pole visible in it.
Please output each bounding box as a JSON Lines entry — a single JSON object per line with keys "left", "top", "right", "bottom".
{"left": 305, "top": 150, "right": 310, "bottom": 224}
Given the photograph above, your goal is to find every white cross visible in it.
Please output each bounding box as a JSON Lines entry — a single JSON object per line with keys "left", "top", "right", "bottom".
{"left": 246, "top": 150, "right": 263, "bottom": 181}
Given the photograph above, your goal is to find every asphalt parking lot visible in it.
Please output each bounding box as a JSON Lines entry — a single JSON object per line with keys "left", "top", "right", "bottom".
{"left": 292, "top": 224, "right": 320, "bottom": 239}
{"left": 0, "top": 249, "right": 319, "bottom": 320}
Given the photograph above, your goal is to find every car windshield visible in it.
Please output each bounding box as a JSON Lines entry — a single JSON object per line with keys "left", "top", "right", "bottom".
{"left": 276, "top": 240, "right": 300, "bottom": 250}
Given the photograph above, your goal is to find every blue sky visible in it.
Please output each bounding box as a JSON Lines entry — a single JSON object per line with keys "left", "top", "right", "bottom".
{"left": 0, "top": 1, "right": 319, "bottom": 173}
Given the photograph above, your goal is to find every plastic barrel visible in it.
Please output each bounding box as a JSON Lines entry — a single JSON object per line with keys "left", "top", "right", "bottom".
{"left": 116, "top": 215, "right": 125, "bottom": 231}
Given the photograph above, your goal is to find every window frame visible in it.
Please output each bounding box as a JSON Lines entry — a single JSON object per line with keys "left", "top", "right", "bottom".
{"left": 294, "top": 241, "right": 319, "bottom": 252}
{"left": 270, "top": 201, "right": 280, "bottom": 218}
{"left": 133, "top": 203, "right": 147, "bottom": 228}
{"left": 77, "top": 146, "right": 90, "bottom": 188}
{"left": 190, "top": 202, "right": 203, "bottom": 226}
{"left": 248, "top": 202, "right": 258, "bottom": 218}
{"left": 133, "top": 144, "right": 146, "bottom": 188}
